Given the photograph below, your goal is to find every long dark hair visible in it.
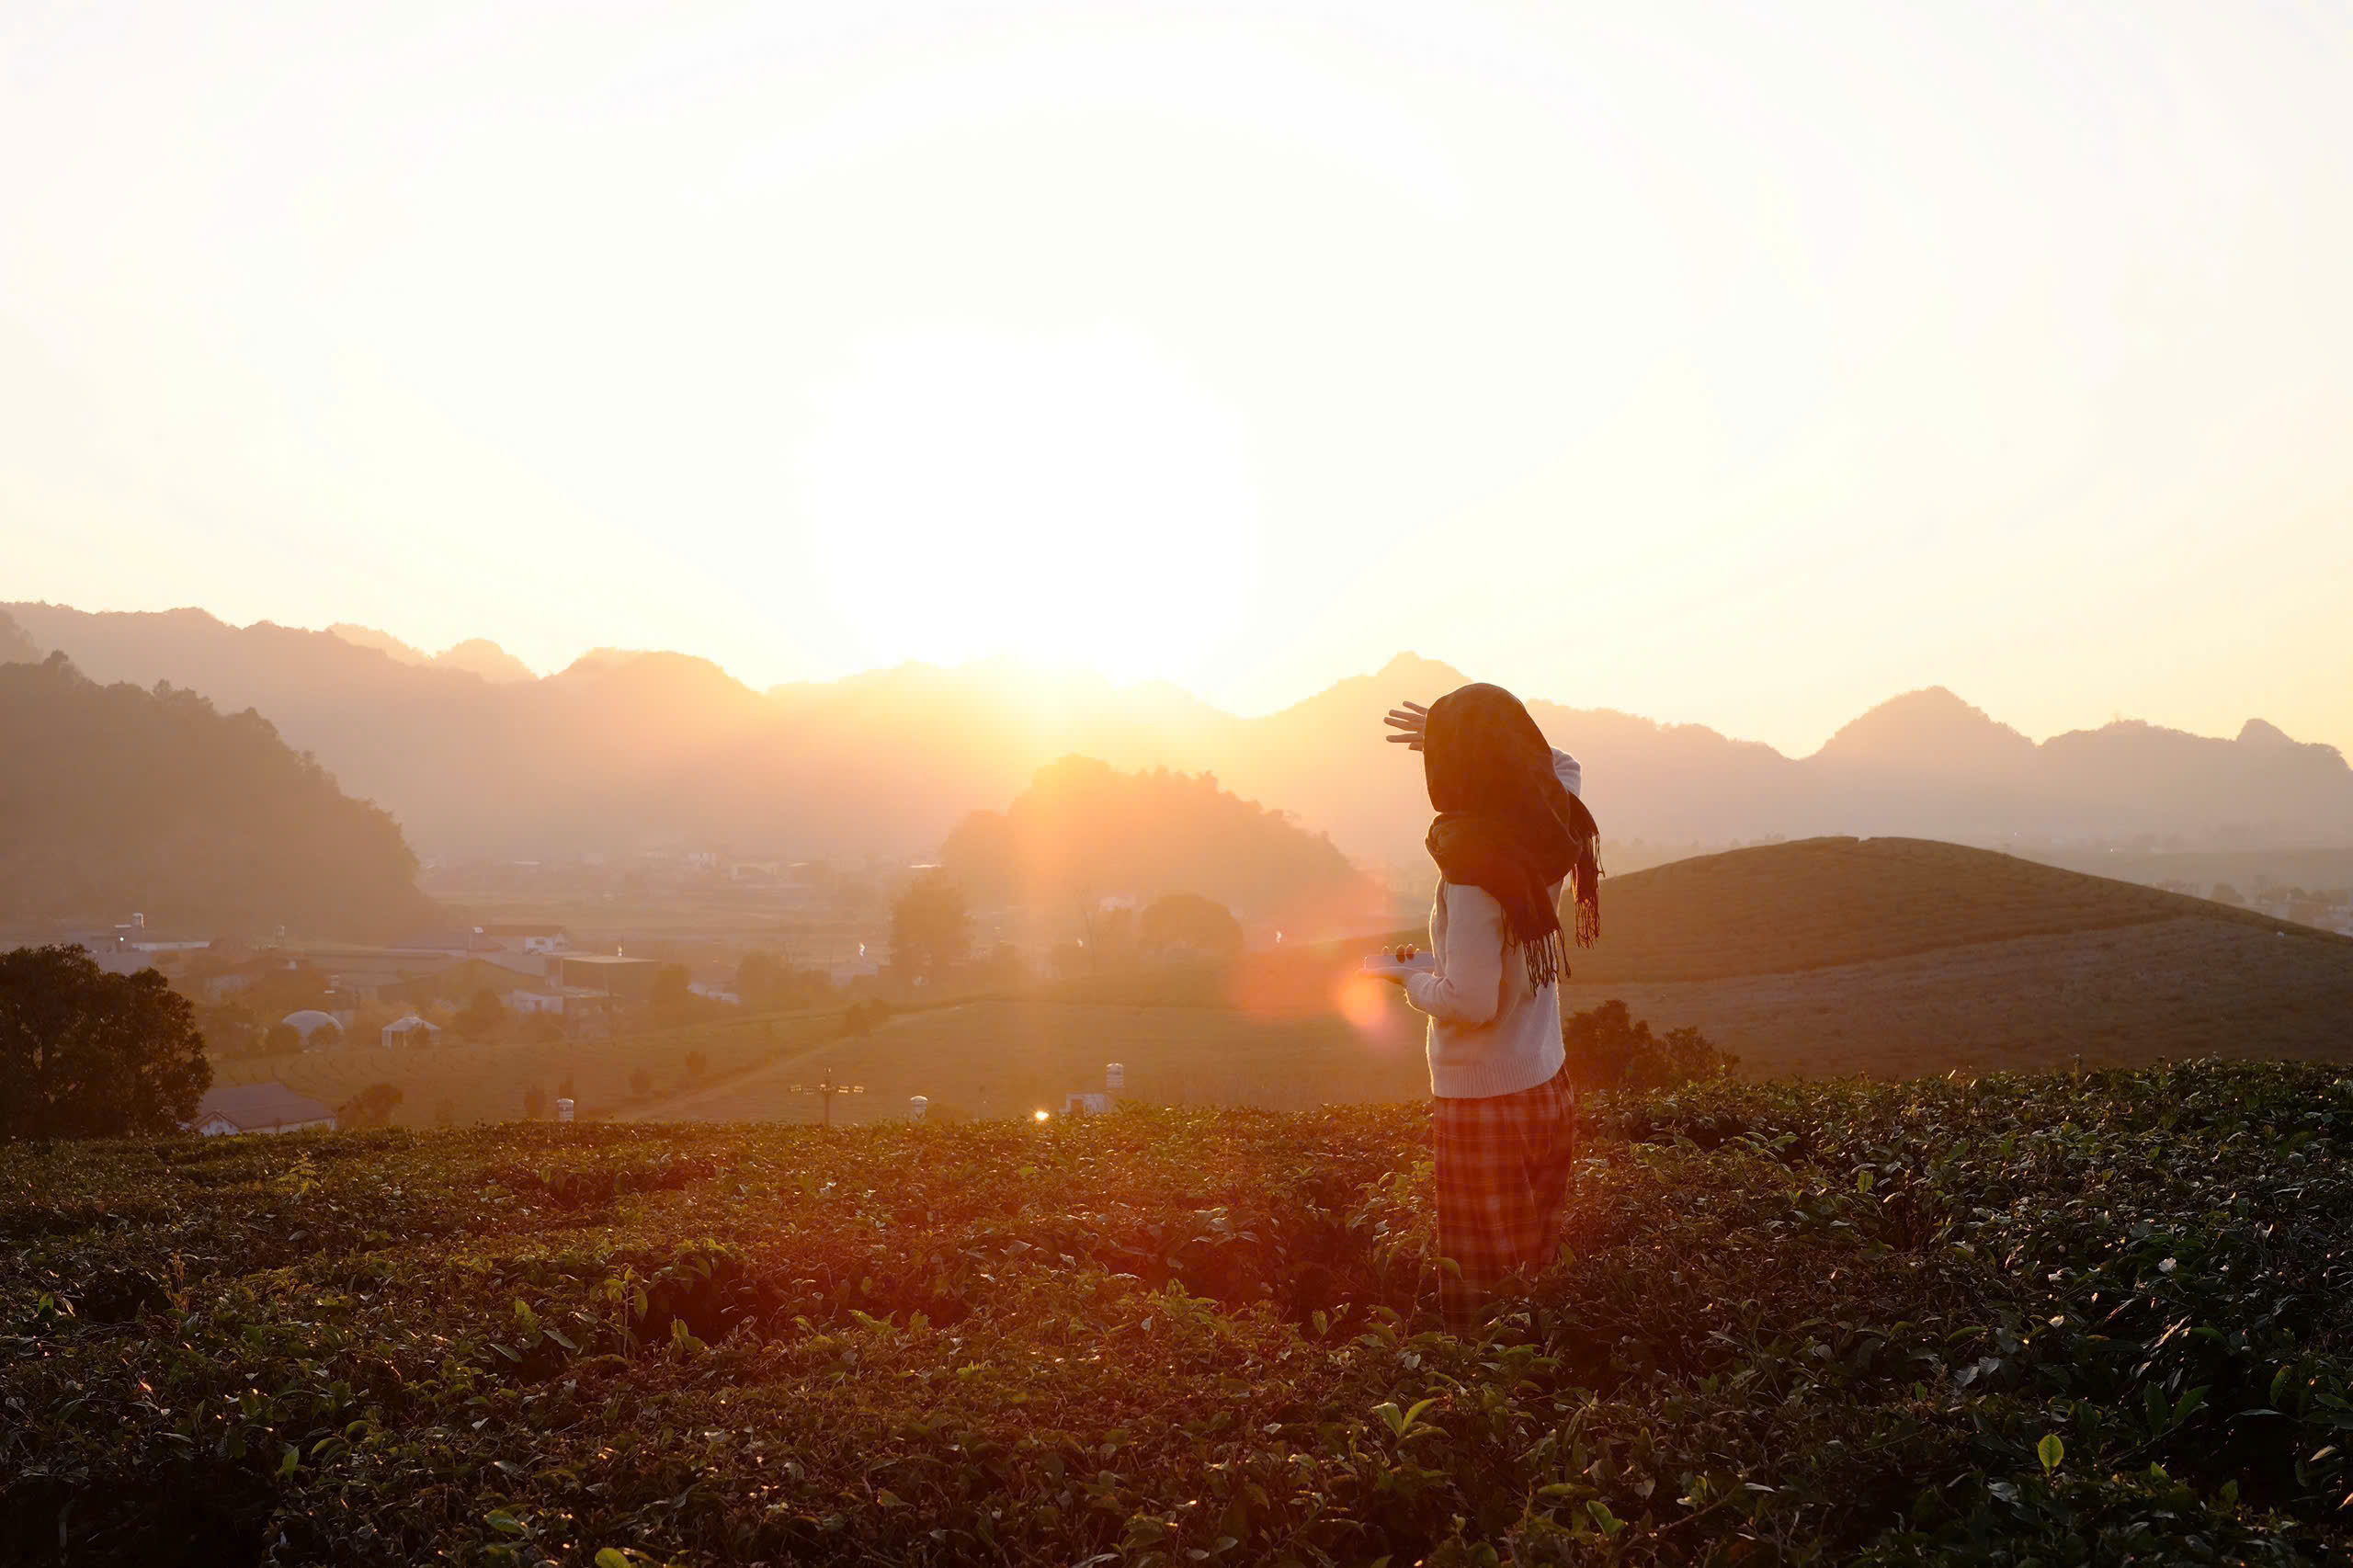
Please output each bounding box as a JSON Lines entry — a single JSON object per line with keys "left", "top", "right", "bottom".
{"left": 1422, "top": 683, "right": 1600, "bottom": 989}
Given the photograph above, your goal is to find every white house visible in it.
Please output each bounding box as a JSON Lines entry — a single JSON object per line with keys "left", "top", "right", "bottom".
{"left": 688, "top": 982, "right": 742, "bottom": 1006}
{"left": 506, "top": 989, "right": 565, "bottom": 1016}
{"left": 191, "top": 1085, "right": 336, "bottom": 1136}
{"left": 381, "top": 1014, "right": 442, "bottom": 1049}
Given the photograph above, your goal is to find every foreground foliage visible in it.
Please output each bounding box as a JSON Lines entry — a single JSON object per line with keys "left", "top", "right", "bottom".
{"left": 6, "top": 1062, "right": 2353, "bottom": 1564}
{"left": 0, "top": 946, "right": 211, "bottom": 1141}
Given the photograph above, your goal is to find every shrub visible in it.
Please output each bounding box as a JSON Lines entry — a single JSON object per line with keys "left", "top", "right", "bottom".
{"left": 337, "top": 1082, "right": 403, "bottom": 1128}
{"left": 1561, "top": 998, "right": 1737, "bottom": 1094}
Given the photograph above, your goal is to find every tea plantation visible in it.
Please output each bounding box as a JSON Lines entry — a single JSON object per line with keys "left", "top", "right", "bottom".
{"left": 8, "top": 1062, "right": 2353, "bottom": 1564}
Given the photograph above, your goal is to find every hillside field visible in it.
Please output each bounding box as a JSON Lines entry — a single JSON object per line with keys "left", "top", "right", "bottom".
{"left": 213, "top": 837, "right": 2353, "bottom": 1126}
{"left": 10, "top": 1064, "right": 2353, "bottom": 1563}
{"left": 630, "top": 998, "right": 1430, "bottom": 1125}
{"left": 1558, "top": 835, "right": 2344, "bottom": 984}
{"left": 210, "top": 1008, "right": 856, "bottom": 1127}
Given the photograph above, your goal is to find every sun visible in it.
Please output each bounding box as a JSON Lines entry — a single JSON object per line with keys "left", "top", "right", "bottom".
{"left": 797, "top": 329, "right": 1260, "bottom": 683}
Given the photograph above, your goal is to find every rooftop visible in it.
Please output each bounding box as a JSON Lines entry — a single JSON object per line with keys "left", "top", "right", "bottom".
{"left": 194, "top": 1084, "right": 335, "bottom": 1131}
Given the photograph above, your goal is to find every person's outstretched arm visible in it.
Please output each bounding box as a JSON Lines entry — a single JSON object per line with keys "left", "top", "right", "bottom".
{"left": 1403, "top": 884, "right": 1506, "bottom": 1025}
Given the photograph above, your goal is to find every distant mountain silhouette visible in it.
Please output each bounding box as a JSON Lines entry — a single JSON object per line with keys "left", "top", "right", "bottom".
{"left": 327, "top": 623, "right": 535, "bottom": 682}
{"left": 1814, "top": 687, "right": 2038, "bottom": 774}
{"left": 0, "top": 653, "right": 435, "bottom": 937}
{"left": 7, "top": 602, "right": 2349, "bottom": 864}
{"left": 0, "top": 608, "right": 37, "bottom": 665}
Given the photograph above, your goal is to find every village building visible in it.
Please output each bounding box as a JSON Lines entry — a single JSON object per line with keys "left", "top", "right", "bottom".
{"left": 280, "top": 1009, "right": 347, "bottom": 1049}
{"left": 381, "top": 1014, "right": 442, "bottom": 1049}
{"left": 190, "top": 1085, "right": 336, "bottom": 1136}
{"left": 558, "top": 953, "right": 663, "bottom": 998}
{"left": 482, "top": 923, "right": 571, "bottom": 955}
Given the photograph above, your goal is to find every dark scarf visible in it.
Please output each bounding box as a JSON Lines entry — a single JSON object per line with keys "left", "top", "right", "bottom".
{"left": 1423, "top": 683, "right": 1601, "bottom": 990}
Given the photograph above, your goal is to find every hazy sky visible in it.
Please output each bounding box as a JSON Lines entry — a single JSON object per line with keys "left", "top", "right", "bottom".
{"left": 5, "top": 1, "right": 2350, "bottom": 757}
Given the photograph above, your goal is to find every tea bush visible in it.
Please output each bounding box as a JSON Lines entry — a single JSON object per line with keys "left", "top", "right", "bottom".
{"left": 6, "top": 1062, "right": 2353, "bottom": 1563}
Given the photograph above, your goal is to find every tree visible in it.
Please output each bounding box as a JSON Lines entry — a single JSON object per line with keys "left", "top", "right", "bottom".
{"left": 890, "top": 871, "right": 971, "bottom": 983}
{"left": 196, "top": 1001, "right": 262, "bottom": 1060}
{"left": 1138, "top": 893, "right": 1245, "bottom": 961}
{"left": 736, "top": 950, "right": 833, "bottom": 1012}
{"left": 2211, "top": 882, "right": 2247, "bottom": 907}
{"left": 1561, "top": 1000, "right": 1736, "bottom": 1095}
{"left": 263, "top": 1021, "right": 302, "bottom": 1056}
{"left": 650, "top": 964, "right": 693, "bottom": 1024}
{"left": 338, "top": 1082, "right": 403, "bottom": 1128}
{"left": 455, "top": 987, "right": 508, "bottom": 1042}
{"left": 523, "top": 1084, "right": 548, "bottom": 1120}
{"left": 0, "top": 946, "right": 212, "bottom": 1140}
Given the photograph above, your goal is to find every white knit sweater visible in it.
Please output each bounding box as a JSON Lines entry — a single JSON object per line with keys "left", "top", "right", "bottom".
{"left": 1403, "top": 748, "right": 1582, "bottom": 1099}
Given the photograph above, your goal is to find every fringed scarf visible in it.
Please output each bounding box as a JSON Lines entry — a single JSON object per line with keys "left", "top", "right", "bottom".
{"left": 1422, "top": 682, "right": 1602, "bottom": 991}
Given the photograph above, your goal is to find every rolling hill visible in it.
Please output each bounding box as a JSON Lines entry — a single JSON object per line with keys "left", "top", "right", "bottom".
{"left": 8, "top": 602, "right": 2349, "bottom": 865}
{"left": 0, "top": 654, "right": 437, "bottom": 938}
{"left": 1563, "top": 834, "right": 2327, "bottom": 983}
{"left": 611, "top": 838, "right": 2353, "bottom": 1127}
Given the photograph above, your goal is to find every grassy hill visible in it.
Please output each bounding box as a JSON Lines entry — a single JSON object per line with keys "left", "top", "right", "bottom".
{"left": 10, "top": 1063, "right": 2353, "bottom": 1562}
{"left": 1565, "top": 835, "right": 2343, "bottom": 983}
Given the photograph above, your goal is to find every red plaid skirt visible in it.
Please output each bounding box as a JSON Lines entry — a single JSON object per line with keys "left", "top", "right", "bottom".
{"left": 1433, "top": 1062, "right": 1575, "bottom": 1332}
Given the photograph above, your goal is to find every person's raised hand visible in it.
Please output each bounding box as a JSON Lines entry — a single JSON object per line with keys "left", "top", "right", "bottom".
{"left": 1383, "top": 699, "right": 1428, "bottom": 752}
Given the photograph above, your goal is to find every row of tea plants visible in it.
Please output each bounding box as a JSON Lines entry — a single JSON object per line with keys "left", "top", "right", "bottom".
{"left": 6, "top": 1060, "right": 2353, "bottom": 1563}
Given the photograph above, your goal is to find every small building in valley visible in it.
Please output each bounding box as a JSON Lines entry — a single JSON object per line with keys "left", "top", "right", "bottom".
{"left": 558, "top": 953, "right": 663, "bottom": 999}
{"left": 191, "top": 1085, "right": 337, "bottom": 1137}
{"left": 381, "top": 1014, "right": 442, "bottom": 1049}
{"left": 280, "top": 1009, "right": 347, "bottom": 1049}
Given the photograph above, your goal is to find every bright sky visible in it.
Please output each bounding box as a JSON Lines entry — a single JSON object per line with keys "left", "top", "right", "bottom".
{"left": 5, "top": 1, "right": 2351, "bottom": 757}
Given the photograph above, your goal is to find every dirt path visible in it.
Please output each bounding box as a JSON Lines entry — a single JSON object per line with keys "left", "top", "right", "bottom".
{"left": 614, "top": 1006, "right": 958, "bottom": 1122}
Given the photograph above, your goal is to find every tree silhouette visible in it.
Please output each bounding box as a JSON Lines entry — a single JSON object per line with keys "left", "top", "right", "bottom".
{"left": 650, "top": 964, "right": 692, "bottom": 1023}
{"left": 338, "top": 1083, "right": 403, "bottom": 1128}
{"left": 1560, "top": 1000, "right": 1736, "bottom": 1095}
{"left": 890, "top": 871, "right": 971, "bottom": 983}
{"left": 0, "top": 945, "right": 211, "bottom": 1140}
{"left": 1138, "top": 893, "right": 1245, "bottom": 960}
{"left": 455, "top": 987, "right": 508, "bottom": 1041}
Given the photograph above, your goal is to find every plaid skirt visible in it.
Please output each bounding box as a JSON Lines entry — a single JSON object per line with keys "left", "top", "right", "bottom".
{"left": 1433, "top": 1062, "right": 1576, "bottom": 1333}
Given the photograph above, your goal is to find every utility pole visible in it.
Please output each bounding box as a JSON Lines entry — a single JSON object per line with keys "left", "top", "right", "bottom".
{"left": 791, "top": 1070, "right": 865, "bottom": 1128}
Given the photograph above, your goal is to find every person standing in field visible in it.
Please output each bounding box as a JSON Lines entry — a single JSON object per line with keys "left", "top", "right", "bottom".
{"left": 1362, "top": 683, "right": 1600, "bottom": 1333}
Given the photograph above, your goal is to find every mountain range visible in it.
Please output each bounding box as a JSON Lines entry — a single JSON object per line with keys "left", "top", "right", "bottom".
{"left": 5, "top": 601, "right": 2349, "bottom": 866}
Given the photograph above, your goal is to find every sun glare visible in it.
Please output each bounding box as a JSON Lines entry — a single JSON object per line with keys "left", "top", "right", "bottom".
{"left": 797, "top": 330, "right": 1260, "bottom": 684}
